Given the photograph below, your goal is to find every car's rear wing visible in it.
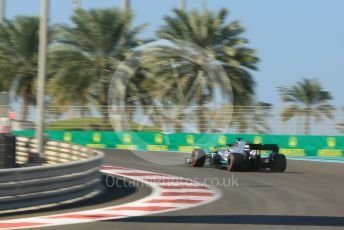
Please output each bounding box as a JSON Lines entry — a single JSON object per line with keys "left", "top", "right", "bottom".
{"left": 248, "top": 144, "right": 279, "bottom": 153}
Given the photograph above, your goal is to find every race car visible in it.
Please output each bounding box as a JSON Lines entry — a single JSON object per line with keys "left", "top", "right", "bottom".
{"left": 186, "top": 138, "right": 287, "bottom": 172}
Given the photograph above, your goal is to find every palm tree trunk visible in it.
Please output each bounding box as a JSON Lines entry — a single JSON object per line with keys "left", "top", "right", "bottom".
{"left": 238, "top": 119, "right": 247, "bottom": 134}
{"left": 195, "top": 69, "right": 208, "bottom": 133}
{"left": 21, "top": 90, "right": 30, "bottom": 121}
{"left": 21, "top": 99, "right": 29, "bottom": 121}
{"left": 122, "top": 0, "right": 130, "bottom": 11}
{"left": 175, "top": 111, "right": 184, "bottom": 132}
{"left": 304, "top": 114, "right": 310, "bottom": 134}
{"left": 72, "top": 0, "right": 81, "bottom": 9}
{"left": 234, "top": 107, "right": 247, "bottom": 134}
{"left": 0, "top": 0, "right": 5, "bottom": 25}
{"left": 127, "top": 107, "right": 134, "bottom": 123}
{"left": 80, "top": 106, "right": 87, "bottom": 117}
{"left": 179, "top": 0, "right": 186, "bottom": 10}
{"left": 99, "top": 83, "right": 110, "bottom": 130}
{"left": 154, "top": 106, "right": 167, "bottom": 132}
{"left": 197, "top": 103, "right": 207, "bottom": 133}
{"left": 100, "top": 104, "right": 109, "bottom": 130}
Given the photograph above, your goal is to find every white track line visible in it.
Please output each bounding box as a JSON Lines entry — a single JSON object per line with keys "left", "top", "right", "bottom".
{"left": 0, "top": 165, "right": 221, "bottom": 230}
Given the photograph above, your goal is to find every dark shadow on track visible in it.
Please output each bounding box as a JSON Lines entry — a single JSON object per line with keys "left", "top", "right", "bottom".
{"left": 186, "top": 165, "right": 304, "bottom": 174}
{"left": 0, "top": 177, "right": 137, "bottom": 218}
{"left": 106, "top": 215, "right": 344, "bottom": 227}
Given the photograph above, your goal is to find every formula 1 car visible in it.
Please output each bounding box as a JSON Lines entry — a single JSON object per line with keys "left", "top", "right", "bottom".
{"left": 186, "top": 138, "right": 287, "bottom": 172}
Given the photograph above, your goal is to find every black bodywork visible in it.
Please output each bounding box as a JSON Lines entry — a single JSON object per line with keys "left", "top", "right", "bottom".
{"left": 189, "top": 139, "right": 287, "bottom": 172}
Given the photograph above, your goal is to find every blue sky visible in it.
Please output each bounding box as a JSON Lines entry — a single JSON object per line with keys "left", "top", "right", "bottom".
{"left": 4, "top": 0, "right": 344, "bottom": 107}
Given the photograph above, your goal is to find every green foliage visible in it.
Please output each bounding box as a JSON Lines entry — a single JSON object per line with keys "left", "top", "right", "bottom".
{"left": 279, "top": 78, "right": 334, "bottom": 134}
{"left": 134, "top": 8, "right": 259, "bottom": 132}
{"left": 2, "top": 7, "right": 336, "bottom": 136}
{"left": 48, "top": 8, "right": 146, "bottom": 120}
{"left": 156, "top": 8, "right": 259, "bottom": 106}
{"left": 0, "top": 16, "right": 40, "bottom": 120}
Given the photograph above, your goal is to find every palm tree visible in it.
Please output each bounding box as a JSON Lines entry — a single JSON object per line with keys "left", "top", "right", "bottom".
{"left": 0, "top": 16, "right": 40, "bottom": 120}
{"left": 156, "top": 8, "right": 258, "bottom": 102}
{"left": 136, "top": 44, "right": 213, "bottom": 132}
{"left": 46, "top": 62, "right": 91, "bottom": 117}
{"left": 141, "top": 8, "right": 258, "bottom": 132}
{"left": 279, "top": 78, "right": 333, "bottom": 134}
{"left": 49, "top": 8, "right": 145, "bottom": 125}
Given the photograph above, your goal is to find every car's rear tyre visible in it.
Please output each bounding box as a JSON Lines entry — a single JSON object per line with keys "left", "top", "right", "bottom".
{"left": 270, "top": 153, "right": 287, "bottom": 172}
{"left": 191, "top": 149, "right": 206, "bottom": 167}
{"left": 227, "top": 153, "right": 244, "bottom": 171}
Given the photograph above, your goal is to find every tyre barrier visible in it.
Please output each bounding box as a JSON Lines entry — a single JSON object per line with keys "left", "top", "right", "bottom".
{"left": 0, "top": 136, "right": 105, "bottom": 214}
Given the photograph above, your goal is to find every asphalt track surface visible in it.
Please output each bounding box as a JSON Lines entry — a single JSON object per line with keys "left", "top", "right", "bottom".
{"left": 3, "top": 149, "right": 344, "bottom": 230}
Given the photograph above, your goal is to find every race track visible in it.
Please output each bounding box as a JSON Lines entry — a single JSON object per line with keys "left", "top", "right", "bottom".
{"left": 3, "top": 149, "right": 344, "bottom": 230}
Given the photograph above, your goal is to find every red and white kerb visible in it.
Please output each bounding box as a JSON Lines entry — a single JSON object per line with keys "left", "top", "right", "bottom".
{"left": 0, "top": 165, "right": 221, "bottom": 229}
